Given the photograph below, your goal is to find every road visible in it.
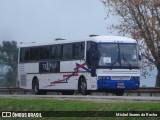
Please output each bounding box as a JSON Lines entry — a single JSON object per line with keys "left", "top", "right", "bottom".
{"left": 0, "top": 95, "right": 160, "bottom": 102}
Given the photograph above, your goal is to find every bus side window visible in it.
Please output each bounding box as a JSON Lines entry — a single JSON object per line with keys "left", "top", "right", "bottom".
{"left": 24, "top": 48, "right": 30, "bottom": 61}
{"left": 73, "top": 42, "right": 84, "bottom": 59}
{"left": 63, "top": 44, "right": 73, "bottom": 59}
{"left": 40, "top": 46, "right": 50, "bottom": 60}
{"left": 20, "top": 48, "right": 30, "bottom": 62}
{"left": 56, "top": 45, "right": 63, "bottom": 59}
{"left": 74, "top": 43, "right": 79, "bottom": 59}
{"left": 30, "top": 47, "right": 40, "bottom": 61}
{"left": 51, "top": 45, "right": 57, "bottom": 59}
{"left": 79, "top": 43, "right": 84, "bottom": 58}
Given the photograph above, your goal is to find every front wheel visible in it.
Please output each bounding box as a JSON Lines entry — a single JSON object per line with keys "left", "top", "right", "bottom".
{"left": 78, "top": 77, "right": 90, "bottom": 95}
{"left": 115, "top": 90, "right": 124, "bottom": 96}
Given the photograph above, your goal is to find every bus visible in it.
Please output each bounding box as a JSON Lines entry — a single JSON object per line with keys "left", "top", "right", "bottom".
{"left": 18, "top": 35, "right": 140, "bottom": 96}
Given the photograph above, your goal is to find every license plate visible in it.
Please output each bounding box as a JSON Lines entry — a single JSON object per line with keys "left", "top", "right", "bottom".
{"left": 117, "top": 82, "right": 125, "bottom": 88}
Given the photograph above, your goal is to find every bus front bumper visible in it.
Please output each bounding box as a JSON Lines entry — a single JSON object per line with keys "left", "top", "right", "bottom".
{"left": 97, "top": 80, "right": 140, "bottom": 90}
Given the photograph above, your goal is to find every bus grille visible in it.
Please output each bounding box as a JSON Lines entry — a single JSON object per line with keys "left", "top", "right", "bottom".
{"left": 20, "top": 74, "right": 26, "bottom": 86}
{"left": 111, "top": 76, "right": 130, "bottom": 80}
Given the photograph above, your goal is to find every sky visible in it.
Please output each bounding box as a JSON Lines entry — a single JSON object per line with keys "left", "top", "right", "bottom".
{"left": 0, "top": 0, "right": 109, "bottom": 43}
{"left": 0, "top": 0, "right": 156, "bottom": 87}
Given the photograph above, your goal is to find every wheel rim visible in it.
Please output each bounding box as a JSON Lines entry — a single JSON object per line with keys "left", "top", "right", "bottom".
{"left": 34, "top": 84, "right": 38, "bottom": 93}
{"left": 81, "top": 82, "right": 87, "bottom": 91}
{"left": 80, "top": 79, "right": 87, "bottom": 94}
{"left": 34, "top": 81, "right": 39, "bottom": 94}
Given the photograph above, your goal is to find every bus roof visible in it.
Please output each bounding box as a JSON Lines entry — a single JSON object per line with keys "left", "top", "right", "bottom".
{"left": 19, "top": 35, "right": 137, "bottom": 47}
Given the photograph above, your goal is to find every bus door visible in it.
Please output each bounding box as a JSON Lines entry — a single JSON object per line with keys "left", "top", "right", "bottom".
{"left": 86, "top": 41, "right": 99, "bottom": 77}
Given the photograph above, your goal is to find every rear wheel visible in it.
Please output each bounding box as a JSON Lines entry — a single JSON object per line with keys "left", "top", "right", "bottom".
{"left": 33, "top": 79, "right": 40, "bottom": 95}
{"left": 33, "top": 79, "right": 47, "bottom": 95}
{"left": 40, "top": 90, "right": 47, "bottom": 95}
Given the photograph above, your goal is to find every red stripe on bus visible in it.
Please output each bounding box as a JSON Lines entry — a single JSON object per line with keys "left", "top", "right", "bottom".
{"left": 63, "top": 73, "right": 79, "bottom": 78}
{"left": 54, "top": 79, "right": 65, "bottom": 83}
{"left": 74, "top": 63, "right": 86, "bottom": 71}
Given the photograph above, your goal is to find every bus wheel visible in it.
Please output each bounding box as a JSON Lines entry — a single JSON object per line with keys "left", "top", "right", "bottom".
{"left": 33, "top": 79, "right": 41, "bottom": 95}
{"left": 61, "top": 90, "right": 74, "bottom": 95}
{"left": 40, "top": 90, "right": 47, "bottom": 95}
{"left": 115, "top": 90, "right": 124, "bottom": 96}
{"left": 33, "top": 79, "right": 47, "bottom": 95}
{"left": 78, "top": 76, "right": 90, "bottom": 95}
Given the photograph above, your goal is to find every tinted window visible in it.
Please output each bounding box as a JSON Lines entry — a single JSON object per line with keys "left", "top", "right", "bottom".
{"left": 74, "top": 42, "right": 84, "bottom": 59}
{"left": 86, "top": 41, "right": 98, "bottom": 68}
{"left": 56, "top": 45, "right": 63, "bottom": 59}
{"left": 40, "top": 46, "right": 51, "bottom": 60}
{"left": 63, "top": 44, "right": 73, "bottom": 59}
{"left": 51, "top": 45, "right": 57, "bottom": 59}
{"left": 20, "top": 42, "right": 85, "bottom": 62}
{"left": 30, "top": 47, "right": 40, "bottom": 60}
{"left": 20, "top": 48, "right": 30, "bottom": 62}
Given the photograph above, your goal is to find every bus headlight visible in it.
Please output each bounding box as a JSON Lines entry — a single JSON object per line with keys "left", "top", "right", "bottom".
{"left": 130, "top": 76, "right": 139, "bottom": 80}
{"left": 98, "top": 76, "right": 111, "bottom": 80}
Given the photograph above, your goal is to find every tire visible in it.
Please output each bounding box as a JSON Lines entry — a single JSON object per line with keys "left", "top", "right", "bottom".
{"left": 61, "top": 90, "right": 74, "bottom": 95}
{"left": 40, "top": 90, "right": 47, "bottom": 95}
{"left": 33, "top": 79, "right": 40, "bottom": 95}
{"left": 33, "top": 79, "right": 47, "bottom": 95}
{"left": 78, "top": 76, "right": 90, "bottom": 95}
{"left": 115, "top": 90, "right": 124, "bottom": 96}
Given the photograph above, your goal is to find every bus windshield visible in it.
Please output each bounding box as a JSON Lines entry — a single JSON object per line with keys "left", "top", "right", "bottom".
{"left": 97, "top": 43, "right": 139, "bottom": 69}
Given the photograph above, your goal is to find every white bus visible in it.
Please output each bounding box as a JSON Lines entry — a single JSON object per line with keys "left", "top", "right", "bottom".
{"left": 18, "top": 35, "right": 140, "bottom": 96}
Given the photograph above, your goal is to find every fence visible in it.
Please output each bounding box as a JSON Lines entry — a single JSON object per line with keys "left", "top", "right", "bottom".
{"left": 0, "top": 87, "right": 160, "bottom": 96}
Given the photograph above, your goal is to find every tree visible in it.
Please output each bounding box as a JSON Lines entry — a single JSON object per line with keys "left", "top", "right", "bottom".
{"left": 0, "top": 41, "right": 18, "bottom": 87}
{"left": 102, "top": 0, "right": 160, "bottom": 87}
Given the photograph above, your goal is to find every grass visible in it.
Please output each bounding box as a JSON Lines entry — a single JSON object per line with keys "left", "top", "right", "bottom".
{"left": 0, "top": 97, "right": 159, "bottom": 120}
